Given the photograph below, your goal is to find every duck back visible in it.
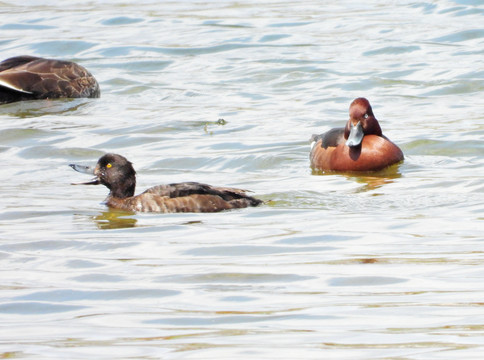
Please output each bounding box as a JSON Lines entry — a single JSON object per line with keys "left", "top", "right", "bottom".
{"left": 104, "top": 182, "right": 262, "bottom": 213}
{"left": 0, "top": 55, "right": 100, "bottom": 104}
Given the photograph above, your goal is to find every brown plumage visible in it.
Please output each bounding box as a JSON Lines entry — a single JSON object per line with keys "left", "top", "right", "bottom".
{"left": 0, "top": 55, "right": 100, "bottom": 104}
{"left": 70, "top": 153, "right": 262, "bottom": 213}
{"left": 310, "top": 98, "right": 404, "bottom": 172}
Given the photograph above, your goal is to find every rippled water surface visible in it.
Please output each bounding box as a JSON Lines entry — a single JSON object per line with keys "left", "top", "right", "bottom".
{"left": 1, "top": 1, "right": 483, "bottom": 359}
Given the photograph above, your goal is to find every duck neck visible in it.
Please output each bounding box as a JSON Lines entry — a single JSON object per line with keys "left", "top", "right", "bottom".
{"left": 367, "top": 119, "right": 382, "bottom": 137}
{"left": 107, "top": 176, "right": 136, "bottom": 199}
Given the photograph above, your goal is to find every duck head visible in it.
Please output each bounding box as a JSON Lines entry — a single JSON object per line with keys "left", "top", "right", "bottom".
{"left": 70, "top": 153, "right": 136, "bottom": 198}
{"left": 344, "top": 97, "right": 382, "bottom": 147}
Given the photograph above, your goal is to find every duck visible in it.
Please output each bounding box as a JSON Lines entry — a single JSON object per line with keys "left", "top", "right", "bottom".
{"left": 0, "top": 55, "right": 100, "bottom": 104}
{"left": 70, "top": 153, "right": 263, "bottom": 213}
{"left": 310, "top": 97, "right": 404, "bottom": 172}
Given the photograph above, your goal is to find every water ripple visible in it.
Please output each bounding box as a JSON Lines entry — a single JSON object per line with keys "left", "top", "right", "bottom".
{"left": 0, "top": 1, "right": 483, "bottom": 359}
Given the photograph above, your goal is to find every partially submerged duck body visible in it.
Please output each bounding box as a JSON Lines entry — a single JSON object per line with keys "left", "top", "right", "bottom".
{"left": 0, "top": 55, "right": 100, "bottom": 104}
{"left": 101, "top": 182, "right": 261, "bottom": 213}
{"left": 310, "top": 98, "right": 403, "bottom": 172}
{"left": 70, "top": 153, "right": 262, "bottom": 213}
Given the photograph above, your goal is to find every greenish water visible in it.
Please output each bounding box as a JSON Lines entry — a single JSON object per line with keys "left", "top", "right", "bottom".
{"left": 0, "top": 1, "right": 483, "bottom": 359}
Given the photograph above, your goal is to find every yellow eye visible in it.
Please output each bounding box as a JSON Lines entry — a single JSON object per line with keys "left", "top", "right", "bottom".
{"left": 106, "top": 163, "right": 112, "bottom": 168}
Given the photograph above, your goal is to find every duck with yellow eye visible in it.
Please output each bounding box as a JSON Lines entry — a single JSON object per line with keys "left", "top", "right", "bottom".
{"left": 70, "top": 153, "right": 263, "bottom": 213}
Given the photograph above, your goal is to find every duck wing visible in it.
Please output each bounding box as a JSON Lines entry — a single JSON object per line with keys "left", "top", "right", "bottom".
{"left": 0, "top": 56, "right": 100, "bottom": 100}
{"left": 310, "top": 128, "right": 344, "bottom": 149}
{"left": 104, "top": 182, "right": 262, "bottom": 213}
{"left": 144, "top": 182, "right": 257, "bottom": 201}
{"left": 0, "top": 55, "right": 40, "bottom": 72}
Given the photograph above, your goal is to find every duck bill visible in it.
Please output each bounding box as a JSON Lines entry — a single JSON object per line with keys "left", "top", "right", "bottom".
{"left": 69, "top": 163, "right": 100, "bottom": 185}
{"left": 71, "top": 178, "right": 101, "bottom": 185}
{"left": 345, "top": 121, "right": 364, "bottom": 147}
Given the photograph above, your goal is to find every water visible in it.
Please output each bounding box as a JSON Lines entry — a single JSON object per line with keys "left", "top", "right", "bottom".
{"left": 0, "top": 0, "right": 483, "bottom": 359}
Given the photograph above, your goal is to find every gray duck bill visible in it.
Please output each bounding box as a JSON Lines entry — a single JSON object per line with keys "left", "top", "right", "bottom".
{"left": 69, "top": 163, "right": 100, "bottom": 185}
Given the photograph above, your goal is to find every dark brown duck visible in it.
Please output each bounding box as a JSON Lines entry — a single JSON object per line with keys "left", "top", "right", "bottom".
{"left": 0, "top": 55, "right": 100, "bottom": 104}
{"left": 70, "top": 153, "right": 263, "bottom": 213}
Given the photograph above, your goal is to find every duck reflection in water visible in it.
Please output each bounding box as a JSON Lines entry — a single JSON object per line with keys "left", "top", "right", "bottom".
{"left": 70, "top": 153, "right": 262, "bottom": 213}
{"left": 351, "top": 170, "right": 402, "bottom": 193}
{"left": 312, "top": 165, "right": 402, "bottom": 193}
{"left": 91, "top": 210, "right": 138, "bottom": 230}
